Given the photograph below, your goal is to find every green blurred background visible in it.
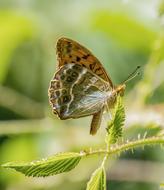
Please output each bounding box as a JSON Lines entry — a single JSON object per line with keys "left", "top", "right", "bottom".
{"left": 0, "top": 0, "right": 164, "bottom": 190}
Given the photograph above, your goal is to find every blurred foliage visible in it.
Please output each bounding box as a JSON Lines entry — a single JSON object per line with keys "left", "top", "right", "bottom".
{"left": 158, "top": 0, "right": 164, "bottom": 16}
{"left": 90, "top": 11, "right": 156, "bottom": 53}
{"left": 0, "top": 0, "right": 164, "bottom": 190}
{"left": 0, "top": 11, "right": 36, "bottom": 83}
{"left": 129, "top": 32, "right": 164, "bottom": 107}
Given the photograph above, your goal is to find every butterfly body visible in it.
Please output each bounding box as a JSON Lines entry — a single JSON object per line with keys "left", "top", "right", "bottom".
{"left": 48, "top": 37, "right": 126, "bottom": 135}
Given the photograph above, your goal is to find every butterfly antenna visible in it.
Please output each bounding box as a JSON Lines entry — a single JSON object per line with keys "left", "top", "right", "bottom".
{"left": 122, "top": 66, "right": 141, "bottom": 84}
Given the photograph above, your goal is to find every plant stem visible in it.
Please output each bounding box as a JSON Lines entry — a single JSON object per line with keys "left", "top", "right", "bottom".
{"left": 83, "top": 136, "right": 164, "bottom": 157}
{"left": 101, "top": 132, "right": 111, "bottom": 167}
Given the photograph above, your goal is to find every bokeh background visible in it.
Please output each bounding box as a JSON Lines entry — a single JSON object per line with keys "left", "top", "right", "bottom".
{"left": 0, "top": 0, "right": 164, "bottom": 190}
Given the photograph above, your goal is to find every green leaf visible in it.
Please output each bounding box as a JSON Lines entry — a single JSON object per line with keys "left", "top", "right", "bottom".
{"left": 87, "top": 166, "right": 106, "bottom": 190}
{"left": 2, "top": 152, "right": 82, "bottom": 177}
{"left": 106, "top": 96, "right": 125, "bottom": 144}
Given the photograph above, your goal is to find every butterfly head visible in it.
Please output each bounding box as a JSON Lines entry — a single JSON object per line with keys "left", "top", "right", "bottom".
{"left": 115, "top": 84, "right": 126, "bottom": 96}
{"left": 116, "top": 65, "right": 141, "bottom": 96}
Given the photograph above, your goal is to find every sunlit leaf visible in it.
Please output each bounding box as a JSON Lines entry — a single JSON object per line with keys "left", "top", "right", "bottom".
{"left": 2, "top": 152, "right": 82, "bottom": 177}
{"left": 106, "top": 96, "right": 125, "bottom": 144}
{"left": 87, "top": 166, "right": 106, "bottom": 190}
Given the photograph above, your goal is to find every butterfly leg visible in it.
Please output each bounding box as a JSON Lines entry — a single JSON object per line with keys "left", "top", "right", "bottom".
{"left": 90, "top": 107, "right": 104, "bottom": 135}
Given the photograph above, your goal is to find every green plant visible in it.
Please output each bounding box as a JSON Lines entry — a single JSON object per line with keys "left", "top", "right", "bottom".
{"left": 1, "top": 96, "right": 164, "bottom": 190}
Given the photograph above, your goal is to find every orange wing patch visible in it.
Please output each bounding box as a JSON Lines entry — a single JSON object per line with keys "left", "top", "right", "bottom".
{"left": 56, "top": 37, "right": 113, "bottom": 87}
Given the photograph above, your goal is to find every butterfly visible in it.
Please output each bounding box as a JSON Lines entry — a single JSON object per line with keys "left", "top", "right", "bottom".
{"left": 48, "top": 37, "right": 140, "bottom": 135}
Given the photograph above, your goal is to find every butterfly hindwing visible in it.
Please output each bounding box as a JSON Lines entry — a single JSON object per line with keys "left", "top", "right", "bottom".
{"left": 49, "top": 63, "right": 111, "bottom": 119}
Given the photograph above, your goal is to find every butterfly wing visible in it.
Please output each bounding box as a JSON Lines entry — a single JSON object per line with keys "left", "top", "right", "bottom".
{"left": 56, "top": 37, "right": 113, "bottom": 87}
{"left": 48, "top": 63, "right": 111, "bottom": 119}
{"left": 53, "top": 37, "right": 114, "bottom": 134}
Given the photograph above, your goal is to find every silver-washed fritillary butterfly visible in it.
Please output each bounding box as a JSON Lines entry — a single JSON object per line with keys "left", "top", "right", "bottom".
{"left": 48, "top": 37, "right": 140, "bottom": 135}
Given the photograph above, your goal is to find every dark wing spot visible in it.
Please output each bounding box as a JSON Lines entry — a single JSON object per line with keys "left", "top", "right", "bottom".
{"left": 72, "top": 64, "right": 82, "bottom": 71}
{"left": 94, "top": 67, "right": 101, "bottom": 72}
{"left": 71, "top": 71, "right": 78, "bottom": 78}
{"left": 62, "top": 89, "right": 67, "bottom": 94}
{"left": 67, "top": 42, "right": 72, "bottom": 48}
{"left": 50, "top": 81, "right": 56, "bottom": 88}
{"left": 50, "top": 98, "right": 56, "bottom": 104}
{"left": 98, "top": 73, "right": 104, "bottom": 77}
{"left": 82, "top": 64, "right": 86, "bottom": 68}
{"left": 60, "top": 74, "right": 65, "bottom": 80}
{"left": 55, "top": 81, "right": 61, "bottom": 88}
{"left": 66, "top": 76, "right": 74, "bottom": 83}
{"left": 53, "top": 110, "right": 57, "bottom": 115}
{"left": 94, "top": 67, "right": 104, "bottom": 76}
{"left": 76, "top": 56, "right": 81, "bottom": 62}
{"left": 66, "top": 69, "right": 72, "bottom": 75}
{"left": 89, "top": 62, "right": 96, "bottom": 70}
{"left": 66, "top": 49, "right": 71, "bottom": 53}
{"left": 62, "top": 95, "right": 71, "bottom": 103}
{"left": 51, "top": 81, "right": 61, "bottom": 88}
{"left": 82, "top": 54, "right": 90, "bottom": 59}
{"left": 55, "top": 90, "right": 60, "bottom": 97}
{"left": 49, "top": 92, "right": 55, "bottom": 99}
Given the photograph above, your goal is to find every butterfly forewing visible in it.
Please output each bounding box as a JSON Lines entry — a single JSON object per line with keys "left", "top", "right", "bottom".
{"left": 49, "top": 63, "right": 111, "bottom": 119}
{"left": 56, "top": 37, "right": 113, "bottom": 88}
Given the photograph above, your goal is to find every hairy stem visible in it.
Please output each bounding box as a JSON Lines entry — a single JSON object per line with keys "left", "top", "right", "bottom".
{"left": 82, "top": 136, "right": 164, "bottom": 157}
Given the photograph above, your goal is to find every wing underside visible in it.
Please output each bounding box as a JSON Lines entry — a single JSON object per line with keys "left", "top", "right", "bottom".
{"left": 48, "top": 63, "right": 111, "bottom": 119}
